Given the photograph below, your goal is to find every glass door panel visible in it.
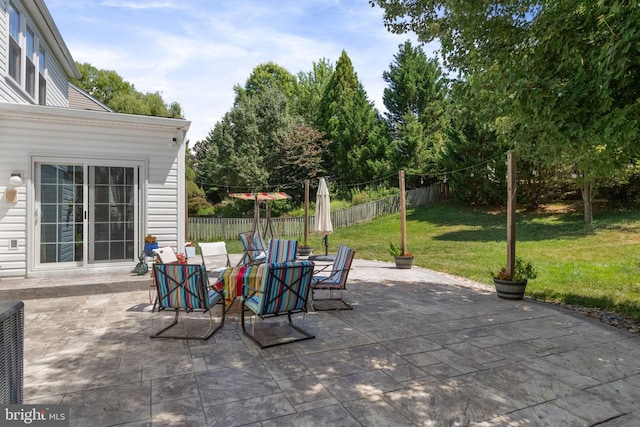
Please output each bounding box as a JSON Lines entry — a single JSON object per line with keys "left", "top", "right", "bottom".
{"left": 90, "top": 166, "right": 136, "bottom": 262}
{"left": 39, "top": 164, "right": 83, "bottom": 264}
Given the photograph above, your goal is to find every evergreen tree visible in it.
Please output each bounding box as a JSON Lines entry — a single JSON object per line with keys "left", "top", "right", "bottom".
{"left": 318, "top": 50, "right": 390, "bottom": 184}
{"left": 383, "top": 41, "right": 449, "bottom": 186}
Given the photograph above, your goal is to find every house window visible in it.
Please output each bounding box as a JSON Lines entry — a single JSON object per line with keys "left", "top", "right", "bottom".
{"left": 38, "top": 48, "right": 46, "bottom": 105}
{"left": 6, "top": 2, "right": 48, "bottom": 103}
{"left": 8, "top": 3, "right": 21, "bottom": 83}
{"left": 25, "top": 27, "right": 36, "bottom": 97}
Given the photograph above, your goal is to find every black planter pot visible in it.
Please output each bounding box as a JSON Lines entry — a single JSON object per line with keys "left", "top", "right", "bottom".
{"left": 493, "top": 278, "right": 527, "bottom": 300}
{"left": 298, "top": 246, "right": 313, "bottom": 257}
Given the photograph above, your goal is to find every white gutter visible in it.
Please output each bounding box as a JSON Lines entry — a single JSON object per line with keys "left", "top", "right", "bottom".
{"left": 0, "top": 102, "right": 191, "bottom": 134}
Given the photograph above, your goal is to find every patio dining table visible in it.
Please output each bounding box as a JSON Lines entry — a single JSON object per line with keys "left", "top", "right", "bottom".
{"left": 213, "top": 264, "right": 266, "bottom": 307}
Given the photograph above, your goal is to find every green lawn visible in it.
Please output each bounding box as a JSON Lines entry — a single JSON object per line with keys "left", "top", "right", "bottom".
{"left": 228, "top": 200, "right": 640, "bottom": 321}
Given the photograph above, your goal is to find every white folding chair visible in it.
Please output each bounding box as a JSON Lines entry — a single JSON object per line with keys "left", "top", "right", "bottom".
{"left": 198, "top": 241, "right": 231, "bottom": 277}
{"left": 153, "top": 246, "right": 178, "bottom": 264}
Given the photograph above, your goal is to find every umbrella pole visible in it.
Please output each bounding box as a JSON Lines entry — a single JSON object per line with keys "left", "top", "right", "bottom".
{"left": 323, "top": 234, "right": 329, "bottom": 255}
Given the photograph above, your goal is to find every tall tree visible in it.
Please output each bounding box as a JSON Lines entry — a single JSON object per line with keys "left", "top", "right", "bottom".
{"left": 71, "top": 62, "right": 183, "bottom": 118}
{"left": 294, "top": 58, "right": 334, "bottom": 124}
{"left": 73, "top": 62, "right": 132, "bottom": 105}
{"left": 440, "top": 79, "right": 507, "bottom": 204}
{"left": 273, "top": 124, "right": 328, "bottom": 201}
{"left": 371, "top": 0, "right": 640, "bottom": 223}
{"left": 194, "top": 104, "right": 268, "bottom": 202}
{"left": 317, "top": 50, "right": 390, "bottom": 184}
{"left": 194, "top": 83, "right": 294, "bottom": 202}
{"left": 383, "top": 40, "right": 449, "bottom": 185}
{"left": 235, "top": 62, "right": 297, "bottom": 108}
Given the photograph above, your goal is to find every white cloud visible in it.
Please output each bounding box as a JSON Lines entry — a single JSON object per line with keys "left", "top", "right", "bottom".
{"left": 99, "top": 0, "right": 183, "bottom": 10}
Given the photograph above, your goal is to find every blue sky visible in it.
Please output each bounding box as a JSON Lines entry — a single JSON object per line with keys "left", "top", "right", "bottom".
{"left": 45, "top": 0, "right": 438, "bottom": 143}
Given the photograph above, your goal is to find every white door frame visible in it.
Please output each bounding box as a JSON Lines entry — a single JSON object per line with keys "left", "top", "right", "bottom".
{"left": 30, "top": 156, "right": 146, "bottom": 274}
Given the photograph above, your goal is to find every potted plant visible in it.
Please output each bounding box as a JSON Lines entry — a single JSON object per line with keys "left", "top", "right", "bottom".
{"left": 298, "top": 242, "right": 313, "bottom": 257}
{"left": 143, "top": 234, "right": 158, "bottom": 256}
{"left": 390, "top": 242, "right": 414, "bottom": 269}
{"left": 492, "top": 257, "right": 538, "bottom": 300}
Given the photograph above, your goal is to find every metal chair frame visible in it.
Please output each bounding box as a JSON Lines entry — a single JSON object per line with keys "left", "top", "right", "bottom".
{"left": 151, "top": 263, "right": 225, "bottom": 340}
{"left": 241, "top": 261, "right": 315, "bottom": 349}
{"left": 311, "top": 244, "right": 355, "bottom": 311}
{"left": 238, "top": 231, "right": 267, "bottom": 266}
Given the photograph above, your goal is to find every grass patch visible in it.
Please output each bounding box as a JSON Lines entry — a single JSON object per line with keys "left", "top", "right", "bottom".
{"left": 331, "top": 200, "right": 640, "bottom": 320}
{"left": 221, "top": 200, "right": 640, "bottom": 320}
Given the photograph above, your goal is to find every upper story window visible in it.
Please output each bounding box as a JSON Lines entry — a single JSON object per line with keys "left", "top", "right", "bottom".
{"left": 6, "top": 2, "right": 48, "bottom": 103}
{"left": 25, "top": 26, "right": 36, "bottom": 97}
{"left": 8, "top": 3, "right": 21, "bottom": 82}
{"left": 38, "top": 48, "right": 46, "bottom": 105}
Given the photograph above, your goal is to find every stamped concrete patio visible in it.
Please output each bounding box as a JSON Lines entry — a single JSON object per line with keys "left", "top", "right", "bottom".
{"left": 4, "top": 258, "right": 640, "bottom": 426}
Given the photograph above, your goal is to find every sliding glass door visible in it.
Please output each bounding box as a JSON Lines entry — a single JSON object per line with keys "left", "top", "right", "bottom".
{"left": 36, "top": 162, "right": 140, "bottom": 268}
{"left": 39, "top": 164, "right": 83, "bottom": 264}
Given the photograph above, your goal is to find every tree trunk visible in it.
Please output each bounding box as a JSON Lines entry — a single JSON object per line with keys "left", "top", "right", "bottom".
{"left": 582, "top": 181, "right": 593, "bottom": 224}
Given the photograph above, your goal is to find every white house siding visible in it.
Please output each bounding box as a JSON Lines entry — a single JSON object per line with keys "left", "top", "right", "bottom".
{"left": 0, "top": 103, "right": 189, "bottom": 278}
{"left": 68, "top": 84, "right": 111, "bottom": 112}
{"left": 43, "top": 53, "right": 69, "bottom": 107}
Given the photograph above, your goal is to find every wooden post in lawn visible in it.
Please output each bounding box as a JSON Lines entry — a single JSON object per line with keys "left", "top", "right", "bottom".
{"left": 507, "top": 150, "right": 517, "bottom": 278}
{"left": 303, "top": 179, "right": 309, "bottom": 244}
{"left": 399, "top": 170, "right": 407, "bottom": 255}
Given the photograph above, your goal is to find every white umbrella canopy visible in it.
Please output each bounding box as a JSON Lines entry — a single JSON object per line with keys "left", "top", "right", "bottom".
{"left": 314, "top": 177, "right": 333, "bottom": 255}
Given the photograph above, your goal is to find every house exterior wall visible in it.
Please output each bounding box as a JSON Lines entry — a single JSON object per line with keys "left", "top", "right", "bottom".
{"left": 68, "top": 84, "right": 111, "bottom": 112}
{"left": 38, "top": 44, "right": 68, "bottom": 107}
{"left": 0, "top": 0, "right": 190, "bottom": 279}
{"left": 0, "top": 103, "right": 190, "bottom": 278}
{"left": 0, "top": 0, "right": 70, "bottom": 107}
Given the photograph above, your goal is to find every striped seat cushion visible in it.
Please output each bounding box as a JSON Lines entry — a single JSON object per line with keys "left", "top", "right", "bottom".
{"left": 246, "top": 261, "right": 314, "bottom": 316}
{"left": 154, "top": 264, "right": 215, "bottom": 310}
{"left": 239, "top": 232, "right": 267, "bottom": 264}
{"left": 311, "top": 244, "right": 354, "bottom": 288}
{"left": 266, "top": 239, "right": 298, "bottom": 264}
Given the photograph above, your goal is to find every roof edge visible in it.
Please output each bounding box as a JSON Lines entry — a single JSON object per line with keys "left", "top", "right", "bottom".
{"left": 0, "top": 102, "right": 191, "bottom": 132}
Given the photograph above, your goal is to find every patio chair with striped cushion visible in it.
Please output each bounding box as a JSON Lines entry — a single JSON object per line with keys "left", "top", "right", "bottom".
{"left": 310, "top": 244, "right": 355, "bottom": 310}
{"left": 241, "top": 260, "right": 315, "bottom": 348}
{"left": 266, "top": 239, "right": 298, "bottom": 264}
{"left": 151, "top": 263, "right": 225, "bottom": 340}
{"left": 238, "top": 231, "right": 267, "bottom": 265}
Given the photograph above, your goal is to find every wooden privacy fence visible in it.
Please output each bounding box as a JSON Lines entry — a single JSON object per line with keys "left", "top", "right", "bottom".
{"left": 188, "top": 184, "right": 446, "bottom": 241}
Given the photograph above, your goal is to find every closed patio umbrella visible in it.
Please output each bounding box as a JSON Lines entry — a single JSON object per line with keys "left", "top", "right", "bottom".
{"left": 314, "top": 178, "right": 333, "bottom": 255}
